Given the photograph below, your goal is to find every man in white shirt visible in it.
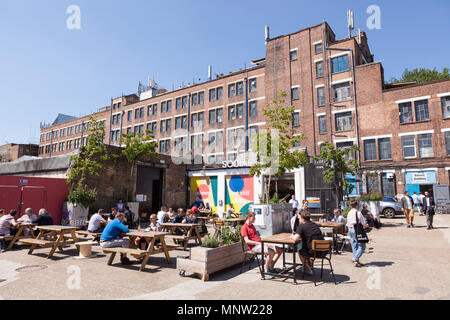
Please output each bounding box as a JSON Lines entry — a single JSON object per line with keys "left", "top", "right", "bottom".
{"left": 88, "top": 209, "right": 107, "bottom": 233}
{"left": 411, "top": 192, "right": 420, "bottom": 213}
{"left": 157, "top": 205, "right": 169, "bottom": 224}
{"left": 289, "top": 195, "right": 299, "bottom": 219}
{"left": 418, "top": 192, "right": 426, "bottom": 216}
{"left": 331, "top": 209, "right": 347, "bottom": 231}
{"left": 16, "top": 208, "right": 37, "bottom": 236}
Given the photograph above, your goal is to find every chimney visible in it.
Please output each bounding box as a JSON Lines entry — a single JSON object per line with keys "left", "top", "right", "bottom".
{"left": 265, "top": 25, "right": 270, "bottom": 44}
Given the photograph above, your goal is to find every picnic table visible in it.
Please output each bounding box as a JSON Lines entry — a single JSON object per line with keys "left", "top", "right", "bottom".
{"left": 20, "top": 225, "right": 79, "bottom": 259}
{"left": 261, "top": 233, "right": 302, "bottom": 285}
{"left": 102, "top": 230, "right": 172, "bottom": 271}
{"left": 161, "top": 223, "right": 202, "bottom": 250}
{"left": 6, "top": 223, "right": 36, "bottom": 250}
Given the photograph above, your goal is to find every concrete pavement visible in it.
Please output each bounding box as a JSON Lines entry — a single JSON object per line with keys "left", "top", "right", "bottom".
{"left": 0, "top": 214, "right": 449, "bottom": 300}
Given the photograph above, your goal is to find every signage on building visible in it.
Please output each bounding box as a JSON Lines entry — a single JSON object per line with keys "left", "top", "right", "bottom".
{"left": 307, "top": 197, "right": 321, "bottom": 208}
{"left": 411, "top": 173, "right": 428, "bottom": 184}
{"left": 19, "top": 179, "right": 28, "bottom": 185}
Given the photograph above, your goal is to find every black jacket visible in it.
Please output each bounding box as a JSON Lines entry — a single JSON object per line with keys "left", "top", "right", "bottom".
{"left": 422, "top": 197, "right": 435, "bottom": 215}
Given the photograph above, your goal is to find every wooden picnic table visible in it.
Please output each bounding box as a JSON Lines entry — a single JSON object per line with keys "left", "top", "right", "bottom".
{"left": 160, "top": 223, "right": 202, "bottom": 250}
{"left": 20, "top": 225, "right": 79, "bottom": 259}
{"left": 102, "top": 230, "right": 172, "bottom": 271}
{"left": 314, "top": 221, "right": 345, "bottom": 253}
{"left": 6, "top": 223, "right": 36, "bottom": 250}
{"left": 261, "top": 233, "right": 302, "bottom": 285}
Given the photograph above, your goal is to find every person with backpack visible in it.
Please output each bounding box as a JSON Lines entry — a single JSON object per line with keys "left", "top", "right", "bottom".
{"left": 346, "top": 199, "right": 369, "bottom": 268}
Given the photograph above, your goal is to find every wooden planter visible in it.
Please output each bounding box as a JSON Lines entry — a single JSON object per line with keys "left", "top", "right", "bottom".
{"left": 176, "top": 242, "right": 245, "bottom": 281}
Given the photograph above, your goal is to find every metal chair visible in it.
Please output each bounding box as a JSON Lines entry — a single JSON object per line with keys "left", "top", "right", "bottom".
{"left": 309, "top": 240, "right": 337, "bottom": 286}
{"left": 240, "top": 239, "right": 263, "bottom": 276}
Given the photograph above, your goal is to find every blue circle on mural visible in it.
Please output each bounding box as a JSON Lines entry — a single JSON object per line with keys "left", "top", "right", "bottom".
{"left": 229, "top": 176, "right": 244, "bottom": 193}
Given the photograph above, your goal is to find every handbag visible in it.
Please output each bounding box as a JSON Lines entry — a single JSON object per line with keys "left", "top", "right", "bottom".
{"left": 354, "top": 210, "right": 369, "bottom": 243}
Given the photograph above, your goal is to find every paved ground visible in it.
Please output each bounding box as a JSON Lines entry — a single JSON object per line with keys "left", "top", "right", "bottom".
{"left": 1, "top": 214, "right": 450, "bottom": 300}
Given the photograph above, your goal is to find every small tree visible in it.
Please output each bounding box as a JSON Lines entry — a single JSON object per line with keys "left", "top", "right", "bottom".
{"left": 119, "top": 129, "right": 158, "bottom": 200}
{"left": 67, "top": 117, "right": 111, "bottom": 208}
{"left": 389, "top": 67, "right": 449, "bottom": 84}
{"left": 314, "top": 142, "right": 360, "bottom": 203}
{"left": 250, "top": 91, "right": 309, "bottom": 204}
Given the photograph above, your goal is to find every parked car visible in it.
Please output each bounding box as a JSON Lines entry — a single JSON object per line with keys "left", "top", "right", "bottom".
{"left": 380, "top": 196, "right": 404, "bottom": 218}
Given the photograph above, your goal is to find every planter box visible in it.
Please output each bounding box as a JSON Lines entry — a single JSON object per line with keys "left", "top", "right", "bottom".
{"left": 66, "top": 202, "right": 89, "bottom": 227}
{"left": 176, "top": 242, "right": 245, "bottom": 281}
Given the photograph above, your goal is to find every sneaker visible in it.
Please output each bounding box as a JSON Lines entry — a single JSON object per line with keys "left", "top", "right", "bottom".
{"left": 301, "top": 266, "right": 313, "bottom": 276}
{"left": 264, "top": 270, "right": 275, "bottom": 279}
{"left": 410, "top": 223, "right": 414, "bottom": 228}
{"left": 354, "top": 261, "right": 363, "bottom": 268}
{"left": 406, "top": 224, "right": 411, "bottom": 228}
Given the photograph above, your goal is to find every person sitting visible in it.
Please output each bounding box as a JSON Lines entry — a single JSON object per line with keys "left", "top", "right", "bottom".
{"left": 191, "top": 206, "right": 200, "bottom": 217}
{"left": 205, "top": 203, "right": 211, "bottom": 211}
{"left": 124, "top": 206, "right": 135, "bottom": 229}
{"left": 117, "top": 199, "right": 125, "bottom": 212}
{"left": 157, "top": 205, "right": 169, "bottom": 224}
{"left": 198, "top": 203, "right": 205, "bottom": 210}
{"left": 183, "top": 209, "right": 199, "bottom": 238}
{"left": 291, "top": 210, "right": 325, "bottom": 276}
{"left": 136, "top": 214, "right": 161, "bottom": 250}
{"left": 167, "top": 208, "right": 175, "bottom": 221}
{"left": 88, "top": 209, "right": 107, "bottom": 233}
{"left": 109, "top": 207, "right": 118, "bottom": 222}
{"left": 331, "top": 209, "right": 347, "bottom": 232}
{"left": 242, "top": 211, "right": 283, "bottom": 276}
{"left": 226, "top": 204, "right": 237, "bottom": 219}
{"left": 32, "top": 208, "right": 54, "bottom": 237}
{"left": 361, "top": 204, "right": 380, "bottom": 229}
{"left": 17, "top": 208, "right": 37, "bottom": 236}
{"left": 99, "top": 212, "right": 131, "bottom": 264}
{"left": 0, "top": 210, "right": 19, "bottom": 252}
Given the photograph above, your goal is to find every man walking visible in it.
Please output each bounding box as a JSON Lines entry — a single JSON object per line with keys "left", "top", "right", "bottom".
{"left": 418, "top": 192, "right": 426, "bottom": 216}
{"left": 422, "top": 191, "right": 435, "bottom": 230}
{"left": 401, "top": 191, "right": 415, "bottom": 228}
{"left": 411, "top": 192, "right": 420, "bottom": 214}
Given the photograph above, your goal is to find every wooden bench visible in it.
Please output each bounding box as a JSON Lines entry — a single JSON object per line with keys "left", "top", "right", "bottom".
{"left": 0, "top": 235, "right": 14, "bottom": 241}
{"left": 20, "top": 239, "right": 55, "bottom": 248}
{"left": 77, "top": 230, "right": 102, "bottom": 240}
{"left": 75, "top": 241, "right": 99, "bottom": 259}
{"left": 102, "top": 247, "right": 148, "bottom": 270}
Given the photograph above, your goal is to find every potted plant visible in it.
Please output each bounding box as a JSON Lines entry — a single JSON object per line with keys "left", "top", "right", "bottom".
{"left": 66, "top": 117, "right": 112, "bottom": 226}
{"left": 176, "top": 226, "right": 246, "bottom": 281}
{"left": 249, "top": 91, "right": 309, "bottom": 235}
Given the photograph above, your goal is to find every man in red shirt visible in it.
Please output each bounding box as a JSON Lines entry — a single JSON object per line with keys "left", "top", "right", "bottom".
{"left": 241, "top": 212, "right": 283, "bottom": 275}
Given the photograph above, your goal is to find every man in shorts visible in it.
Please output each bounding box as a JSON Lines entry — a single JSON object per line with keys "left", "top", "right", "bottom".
{"left": 241, "top": 211, "right": 283, "bottom": 276}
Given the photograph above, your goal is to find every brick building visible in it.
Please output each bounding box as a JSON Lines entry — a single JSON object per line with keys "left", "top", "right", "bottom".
{"left": 0, "top": 143, "right": 39, "bottom": 162}
{"left": 38, "top": 22, "right": 450, "bottom": 212}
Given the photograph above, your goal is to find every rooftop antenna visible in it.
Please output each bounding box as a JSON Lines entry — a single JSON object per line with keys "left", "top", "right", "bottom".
{"left": 265, "top": 25, "right": 270, "bottom": 44}
{"left": 208, "top": 65, "right": 212, "bottom": 81}
{"left": 357, "top": 28, "right": 362, "bottom": 44}
{"left": 347, "top": 9, "right": 354, "bottom": 38}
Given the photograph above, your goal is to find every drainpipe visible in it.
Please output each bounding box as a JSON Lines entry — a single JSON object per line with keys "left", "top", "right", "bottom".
{"left": 49, "top": 130, "right": 53, "bottom": 158}
{"left": 120, "top": 110, "right": 125, "bottom": 147}
{"left": 245, "top": 75, "right": 249, "bottom": 151}
{"left": 187, "top": 93, "right": 191, "bottom": 156}
{"left": 108, "top": 98, "right": 113, "bottom": 145}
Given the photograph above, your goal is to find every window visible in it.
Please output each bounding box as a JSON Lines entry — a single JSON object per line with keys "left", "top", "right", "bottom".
{"left": 249, "top": 126, "right": 258, "bottom": 151}
{"left": 134, "top": 125, "right": 144, "bottom": 135}
{"left": 166, "top": 119, "right": 171, "bottom": 132}
{"left": 414, "top": 100, "right": 429, "bottom": 122}
{"left": 227, "top": 128, "right": 245, "bottom": 151}
{"left": 378, "top": 138, "right": 392, "bottom": 160}
{"left": 331, "top": 55, "right": 349, "bottom": 74}
{"left": 228, "top": 105, "right": 236, "bottom": 120}
{"left": 333, "top": 82, "right": 351, "bottom": 102}
{"left": 367, "top": 176, "right": 379, "bottom": 194}
{"left": 117, "top": 102, "right": 122, "bottom": 109}
{"left": 249, "top": 101, "right": 257, "bottom": 117}
{"left": 192, "top": 93, "right": 198, "bottom": 106}
{"left": 442, "top": 97, "right": 450, "bottom": 119}
{"left": 399, "top": 102, "right": 413, "bottom": 124}
{"left": 209, "top": 109, "right": 216, "bottom": 124}
{"left": 249, "top": 78, "right": 257, "bottom": 92}
{"left": 291, "top": 87, "right": 299, "bottom": 100}
{"left": 317, "top": 87, "right": 325, "bottom": 106}
{"left": 127, "top": 111, "right": 132, "bottom": 121}
{"left": 191, "top": 134, "right": 203, "bottom": 152}
{"left": 236, "top": 104, "right": 244, "bottom": 119}
{"left": 174, "top": 137, "right": 187, "bottom": 153}
{"left": 335, "top": 112, "right": 352, "bottom": 131}
{"left": 228, "top": 84, "right": 236, "bottom": 98}
{"left": 316, "top": 61, "right": 324, "bottom": 78}
{"left": 209, "top": 89, "right": 216, "bottom": 102}
{"left": 153, "top": 104, "right": 158, "bottom": 115}
{"left": 199, "top": 92, "right": 204, "bottom": 105}
{"left": 418, "top": 133, "right": 433, "bottom": 157}
{"left": 445, "top": 132, "right": 450, "bottom": 156}
{"left": 236, "top": 82, "right": 244, "bottom": 96}
{"left": 217, "top": 87, "right": 223, "bottom": 100}
{"left": 402, "top": 135, "right": 416, "bottom": 158}
{"left": 192, "top": 112, "right": 204, "bottom": 128}
{"left": 167, "top": 100, "right": 172, "bottom": 112}
{"left": 318, "top": 115, "right": 327, "bottom": 134}
{"left": 293, "top": 112, "right": 300, "bottom": 127}
{"left": 364, "top": 139, "right": 377, "bottom": 161}
{"left": 159, "top": 140, "right": 171, "bottom": 153}
{"left": 315, "top": 43, "right": 323, "bottom": 54}
{"left": 161, "top": 101, "right": 167, "bottom": 113}
{"left": 290, "top": 50, "right": 297, "bottom": 61}
{"left": 175, "top": 117, "right": 182, "bottom": 130}
{"left": 160, "top": 120, "right": 165, "bottom": 133}
{"left": 208, "top": 131, "right": 223, "bottom": 152}
{"left": 176, "top": 98, "right": 182, "bottom": 110}
{"left": 182, "top": 96, "right": 188, "bottom": 108}
{"left": 147, "top": 122, "right": 157, "bottom": 134}
{"left": 148, "top": 105, "right": 153, "bottom": 116}
{"left": 135, "top": 109, "right": 140, "bottom": 119}
{"left": 336, "top": 141, "right": 354, "bottom": 160}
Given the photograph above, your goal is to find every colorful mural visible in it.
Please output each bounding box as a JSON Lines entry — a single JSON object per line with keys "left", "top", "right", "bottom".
{"left": 189, "top": 176, "right": 218, "bottom": 213}
{"left": 225, "top": 175, "right": 254, "bottom": 214}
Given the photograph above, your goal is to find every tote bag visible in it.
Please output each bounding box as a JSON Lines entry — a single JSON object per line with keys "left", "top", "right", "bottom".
{"left": 355, "top": 210, "right": 369, "bottom": 243}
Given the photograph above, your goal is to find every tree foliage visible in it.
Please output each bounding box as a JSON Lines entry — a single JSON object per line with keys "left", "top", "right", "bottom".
{"left": 250, "top": 91, "right": 309, "bottom": 203}
{"left": 67, "top": 117, "right": 112, "bottom": 207}
{"left": 389, "top": 67, "right": 449, "bottom": 84}
{"left": 314, "top": 142, "right": 360, "bottom": 201}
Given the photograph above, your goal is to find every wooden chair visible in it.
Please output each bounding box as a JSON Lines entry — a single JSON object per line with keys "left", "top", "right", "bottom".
{"left": 212, "top": 220, "right": 223, "bottom": 239}
{"left": 309, "top": 240, "right": 337, "bottom": 286}
{"left": 240, "top": 238, "right": 263, "bottom": 276}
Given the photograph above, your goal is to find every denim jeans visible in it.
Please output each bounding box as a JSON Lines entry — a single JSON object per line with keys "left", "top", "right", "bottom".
{"left": 349, "top": 228, "right": 366, "bottom": 261}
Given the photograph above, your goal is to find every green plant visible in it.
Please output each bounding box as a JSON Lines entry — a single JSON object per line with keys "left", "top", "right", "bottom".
{"left": 202, "top": 236, "right": 220, "bottom": 248}
{"left": 342, "top": 206, "right": 351, "bottom": 219}
{"left": 360, "top": 193, "right": 382, "bottom": 201}
{"left": 67, "top": 184, "right": 97, "bottom": 208}
{"left": 250, "top": 91, "right": 309, "bottom": 204}
{"left": 220, "top": 226, "right": 242, "bottom": 246}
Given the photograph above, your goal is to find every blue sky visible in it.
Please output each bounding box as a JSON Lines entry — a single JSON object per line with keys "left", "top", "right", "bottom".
{"left": 0, "top": 0, "right": 449, "bottom": 144}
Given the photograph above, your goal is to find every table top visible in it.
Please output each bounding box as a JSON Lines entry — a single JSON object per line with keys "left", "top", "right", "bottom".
{"left": 18, "top": 223, "right": 36, "bottom": 227}
{"left": 36, "top": 225, "right": 78, "bottom": 231}
{"left": 314, "top": 222, "right": 345, "bottom": 228}
{"left": 161, "top": 223, "right": 200, "bottom": 228}
{"left": 262, "top": 233, "right": 301, "bottom": 245}
{"left": 124, "top": 231, "right": 169, "bottom": 238}
{"left": 220, "top": 218, "right": 246, "bottom": 222}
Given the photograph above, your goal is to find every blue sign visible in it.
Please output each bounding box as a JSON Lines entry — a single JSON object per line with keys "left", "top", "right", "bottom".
{"left": 19, "top": 179, "right": 28, "bottom": 185}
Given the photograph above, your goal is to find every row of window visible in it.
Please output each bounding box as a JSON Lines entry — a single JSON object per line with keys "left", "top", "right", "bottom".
{"left": 41, "top": 121, "right": 105, "bottom": 142}
{"left": 291, "top": 82, "right": 351, "bottom": 105}
{"left": 39, "top": 138, "right": 85, "bottom": 154}
{"left": 289, "top": 42, "right": 323, "bottom": 63}
{"left": 399, "top": 97, "right": 450, "bottom": 124}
